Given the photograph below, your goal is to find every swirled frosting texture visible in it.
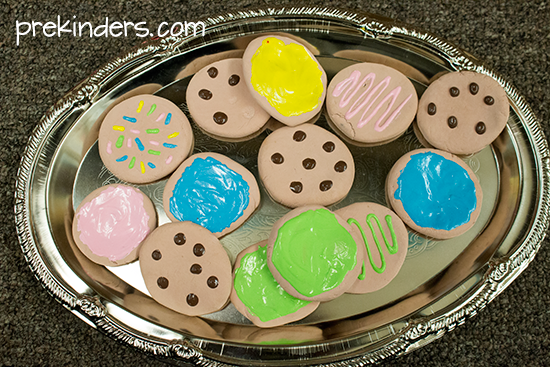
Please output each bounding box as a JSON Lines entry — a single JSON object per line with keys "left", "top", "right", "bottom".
{"left": 235, "top": 245, "right": 311, "bottom": 322}
{"left": 250, "top": 37, "right": 324, "bottom": 117}
{"left": 76, "top": 185, "right": 151, "bottom": 261}
{"left": 394, "top": 152, "right": 477, "bottom": 230}
{"left": 272, "top": 209, "right": 357, "bottom": 297}
{"left": 169, "top": 156, "right": 250, "bottom": 233}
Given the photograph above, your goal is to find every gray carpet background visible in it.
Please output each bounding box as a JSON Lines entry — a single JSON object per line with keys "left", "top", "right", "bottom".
{"left": 1, "top": 1, "right": 549, "bottom": 366}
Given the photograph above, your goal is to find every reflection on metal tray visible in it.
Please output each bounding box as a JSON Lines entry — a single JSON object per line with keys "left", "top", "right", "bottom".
{"left": 15, "top": 7, "right": 549, "bottom": 366}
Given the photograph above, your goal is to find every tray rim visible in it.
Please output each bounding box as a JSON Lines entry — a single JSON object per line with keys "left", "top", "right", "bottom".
{"left": 14, "top": 6, "right": 550, "bottom": 366}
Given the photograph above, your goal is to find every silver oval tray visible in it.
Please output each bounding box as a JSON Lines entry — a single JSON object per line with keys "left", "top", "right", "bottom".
{"left": 14, "top": 7, "right": 550, "bottom": 366}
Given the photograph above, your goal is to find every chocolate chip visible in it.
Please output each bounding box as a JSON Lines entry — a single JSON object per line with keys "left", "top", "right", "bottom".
{"left": 198, "top": 89, "right": 212, "bottom": 100}
{"left": 448, "top": 116, "right": 458, "bottom": 129}
{"left": 323, "top": 141, "right": 335, "bottom": 152}
{"left": 228, "top": 74, "right": 240, "bottom": 86}
{"left": 469, "top": 83, "right": 479, "bottom": 95}
{"left": 157, "top": 277, "right": 169, "bottom": 289}
{"left": 152, "top": 250, "right": 162, "bottom": 260}
{"left": 427, "top": 103, "right": 437, "bottom": 115}
{"left": 484, "top": 96, "right": 494, "bottom": 105}
{"left": 476, "top": 122, "right": 486, "bottom": 135}
{"left": 320, "top": 180, "right": 333, "bottom": 192}
{"left": 290, "top": 182, "right": 303, "bottom": 193}
{"left": 190, "top": 264, "right": 202, "bottom": 274}
{"left": 271, "top": 153, "right": 284, "bottom": 164}
{"left": 193, "top": 244, "right": 205, "bottom": 257}
{"left": 334, "top": 161, "right": 347, "bottom": 172}
{"left": 450, "top": 87, "right": 460, "bottom": 97}
{"left": 174, "top": 233, "right": 186, "bottom": 245}
{"left": 213, "top": 112, "right": 228, "bottom": 125}
{"left": 302, "top": 158, "right": 316, "bottom": 170}
{"left": 207, "top": 67, "right": 218, "bottom": 78}
{"left": 207, "top": 276, "right": 219, "bottom": 289}
{"left": 186, "top": 293, "right": 199, "bottom": 306}
{"left": 293, "top": 131, "right": 306, "bottom": 142}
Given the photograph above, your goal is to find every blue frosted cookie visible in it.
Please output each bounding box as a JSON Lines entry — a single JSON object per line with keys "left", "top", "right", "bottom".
{"left": 386, "top": 149, "right": 482, "bottom": 239}
{"left": 163, "top": 152, "right": 260, "bottom": 237}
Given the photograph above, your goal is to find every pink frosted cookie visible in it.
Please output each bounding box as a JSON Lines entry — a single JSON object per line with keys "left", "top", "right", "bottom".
{"left": 72, "top": 184, "right": 157, "bottom": 266}
{"left": 139, "top": 221, "right": 232, "bottom": 316}
{"left": 163, "top": 152, "right": 261, "bottom": 238}
{"left": 98, "top": 95, "right": 194, "bottom": 184}
{"left": 257, "top": 124, "right": 355, "bottom": 208}
{"left": 267, "top": 206, "right": 363, "bottom": 302}
{"left": 335, "top": 202, "right": 408, "bottom": 294}
{"left": 416, "top": 71, "right": 509, "bottom": 155}
{"left": 386, "top": 149, "right": 482, "bottom": 239}
{"left": 231, "top": 241, "right": 320, "bottom": 328}
{"left": 242, "top": 35, "right": 327, "bottom": 126}
{"left": 186, "top": 58, "right": 270, "bottom": 141}
{"left": 326, "top": 63, "right": 418, "bottom": 146}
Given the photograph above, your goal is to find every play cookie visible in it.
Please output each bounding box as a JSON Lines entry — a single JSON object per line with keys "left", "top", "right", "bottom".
{"left": 335, "top": 202, "right": 408, "bottom": 294}
{"left": 386, "top": 149, "right": 482, "bottom": 239}
{"left": 139, "top": 221, "right": 232, "bottom": 316}
{"left": 416, "top": 71, "right": 509, "bottom": 155}
{"left": 231, "top": 240, "right": 319, "bottom": 328}
{"left": 257, "top": 124, "right": 355, "bottom": 208}
{"left": 327, "top": 63, "right": 418, "bottom": 146}
{"left": 267, "top": 206, "right": 363, "bottom": 302}
{"left": 98, "top": 94, "right": 194, "bottom": 184}
{"left": 243, "top": 35, "right": 327, "bottom": 126}
{"left": 163, "top": 152, "right": 260, "bottom": 237}
{"left": 186, "top": 58, "right": 270, "bottom": 140}
{"left": 72, "top": 184, "right": 157, "bottom": 267}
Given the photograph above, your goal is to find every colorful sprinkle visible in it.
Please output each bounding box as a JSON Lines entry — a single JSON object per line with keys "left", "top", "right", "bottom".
{"left": 135, "top": 138, "right": 145, "bottom": 151}
{"left": 140, "top": 161, "right": 146, "bottom": 174}
{"left": 130, "top": 129, "right": 140, "bottom": 134}
{"left": 116, "top": 155, "right": 128, "bottom": 162}
{"left": 165, "top": 113, "right": 172, "bottom": 125}
{"left": 168, "top": 132, "right": 179, "bottom": 139}
{"left": 112, "top": 125, "right": 125, "bottom": 131}
{"left": 147, "top": 104, "right": 157, "bottom": 116}
{"left": 127, "top": 138, "right": 132, "bottom": 148}
{"left": 156, "top": 113, "right": 166, "bottom": 122}
{"left": 166, "top": 155, "right": 173, "bottom": 164}
{"left": 106, "top": 141, "right": 112, "bottom": 154}
{"left": 137, "top": 101, "right": 144, "bottom": 113}
{"left": 149, "top": 140, "right": 159, "bottom": 146}
{"left": 123, "top": 116, "right": 137, "bottom": 123}
{"left": 115, "top": 135, "right": 124, "bottom": 148}
{"left": 148, "top": 149, "right": 161, "bottom": 155}
{"left": 146, "top": 129, "right": 159, "bottom": 134}
{"left": 129, "top": 157, "right": 136, "bottom": 169}
{"left": 148, "top": 162, "right": 156, "bottom": 169}
{"left": 163, "top": 143, "right": 177, "bottom": 148}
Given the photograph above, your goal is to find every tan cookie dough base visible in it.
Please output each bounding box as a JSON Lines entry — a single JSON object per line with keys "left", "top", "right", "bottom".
{"left": 336, "top": 202, "right": 408, "bottom": 294}
{"left": 139, "top": 222, "right": 232, "bottom": 316}
{"left": 258, "top": 123, "right": 355, "bottom": 208}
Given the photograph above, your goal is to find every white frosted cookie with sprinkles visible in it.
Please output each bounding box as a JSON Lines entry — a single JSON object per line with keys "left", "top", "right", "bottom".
{"left": 326, "top": 63, "right": 418, "bottom": 146}
{"left": 98, "top": 95, "right": 194, "bottom": 184}
{"left": 335, "top": 202, "right": 408, "bottom": 294}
